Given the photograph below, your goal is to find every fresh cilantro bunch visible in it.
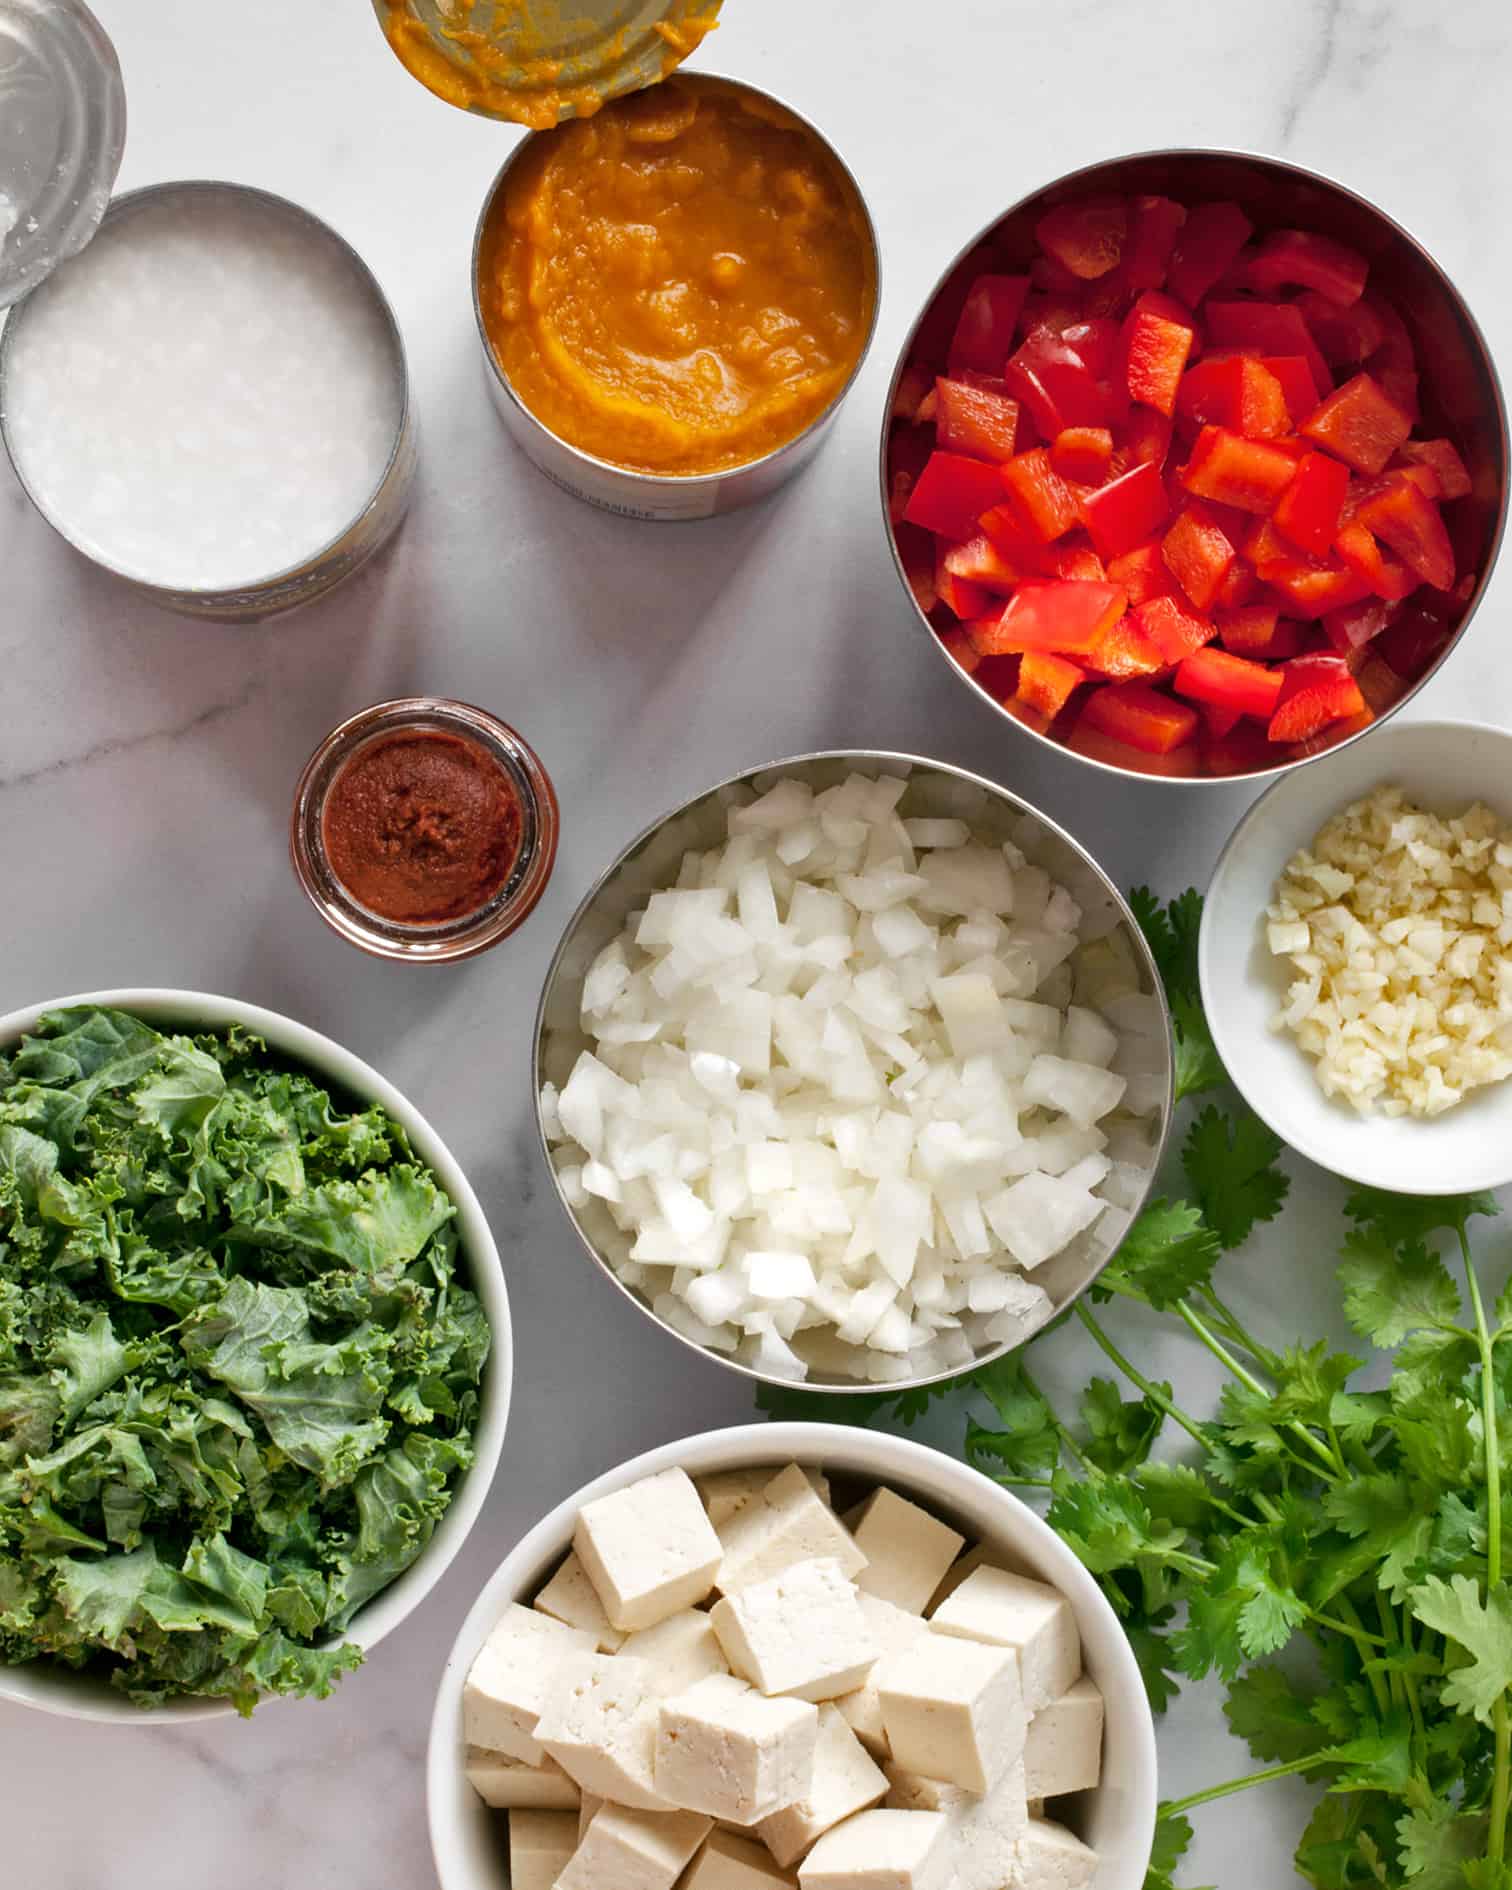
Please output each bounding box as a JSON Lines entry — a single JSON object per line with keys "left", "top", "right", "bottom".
{"left": 759, "top": 891, "right": 1512, "bottom": 1890}
{"left": 0, "top": 1008, "right": 489, "bottom": 1712}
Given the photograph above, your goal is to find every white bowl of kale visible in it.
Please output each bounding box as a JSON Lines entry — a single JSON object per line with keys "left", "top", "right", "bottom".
{"left": 0, "top": 990, "right": 512, "bottom": 1722}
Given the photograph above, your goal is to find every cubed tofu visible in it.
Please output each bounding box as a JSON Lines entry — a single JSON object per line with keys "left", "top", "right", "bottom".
{"left": 929, "top": 1568, "right": 1081, "bottom": 1713}
{"left": 943, "top": 1758, "right": 1030, "bottom": 1890}
{"left": 836, "top": 1595, "right": 930, "bottom": 1758}
{"left": 578, "top": 1794, "right": 604, "bottom": 1840}
{"left": 876, "top": 1633, "right": 1025, "bottom": 1795}
{"left": 1018, "top": 1817, "right": 1098, "bottom": 1889}
{"left": 1023, "top": 1677, "right": 1103, "bottom": 1799}
{"left": 509, "top": 1809, "right": 579, "bottom": 1890}
{"left": 796, "top": 1808, "right": 950, "bottom": 1890}
{"left": 556, "top": 1804, "right": 713, "bottom": 1890}
{"left": 685, "top": 1827, "right": 799, "bottom": 1890}
{"left": 850, "top": 1490, "right": 964, "bottom": 1616}
{"left": 464, "top": 1747, "right": 580, "bottom": 1810}
{"left": 927, "top": 1545, "right": 1006, "bottom": 1613}
{"left": 756, "top": 1705, "right": 888, "bottom": 1867}
{"left": 699, "top": 1467, "right": 831, "bottom": 1530}
{"left": 464, "top": 1605, "right": 598, "bottom": 1765}
{"left": 713, "top": 1559, "right": 877, "bottom": 1703}
{"left": 536, "top": 1653, "right": 673, "bottom": 1811}
{"left": 655, "top": 1673, "right": 818, "bottom": 1825}
{"left": 881, "top": 1764, "right": 972, "bottom": 1815}
{"left": 717, "top": 1465, "right": 867, "bottom": 1595}
{"left": 620, "top": 1609, "right": 731, "bottom": 1696}
{"left": 575, "top": 1468, "right": 724, "bottom": 1632}
{"left": 535, "top": 1549, "right": 626, "bottom": 1653}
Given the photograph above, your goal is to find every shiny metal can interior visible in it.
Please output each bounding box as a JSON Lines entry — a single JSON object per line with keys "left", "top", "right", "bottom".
{"left": 0, "top": 180, "right": 416, "bottom": 622}
{"left": 880, "top": 147, "right": 1510, "bottom": 786}
{"left": 533, "top": 748, "right": 1175, "bottom": 1394}
{"left": 471, "top": 74, "right": 881, "bottom": 522}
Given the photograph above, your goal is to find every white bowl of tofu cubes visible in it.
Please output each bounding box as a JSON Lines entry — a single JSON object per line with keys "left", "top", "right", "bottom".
{"left": 535, "top": 752, "right": 1173, "bottom": 1391}
{"left": 428, "top": 1423, "right": 1156, "bottom": 1890}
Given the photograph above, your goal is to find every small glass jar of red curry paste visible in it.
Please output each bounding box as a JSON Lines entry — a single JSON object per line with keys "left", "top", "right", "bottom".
{"left": 290, "top": 697, "right": 558, "bottom": 962}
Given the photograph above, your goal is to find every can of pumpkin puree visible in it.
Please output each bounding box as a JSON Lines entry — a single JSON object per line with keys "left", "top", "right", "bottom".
{"left": 470, "top": 73, "right": 881, "bottom": 521}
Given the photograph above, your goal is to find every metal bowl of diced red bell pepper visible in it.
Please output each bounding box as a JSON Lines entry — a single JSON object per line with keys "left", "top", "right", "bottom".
{"left": 880, "top": 148, "right": 1509, "bottom": 783}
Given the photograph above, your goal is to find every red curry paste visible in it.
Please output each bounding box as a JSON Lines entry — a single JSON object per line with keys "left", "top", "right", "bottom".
{"left": 321, "top": 729, "right": 523, "bottom": 925}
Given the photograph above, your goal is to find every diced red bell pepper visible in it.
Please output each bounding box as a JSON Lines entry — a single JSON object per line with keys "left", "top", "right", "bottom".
{"left": 1368, "top": 343, "right": 1420, "bottom": 423}
{"left": 896, "top": 521, "right": 937, "bottom": 615}
{"left": 1108, "top": 539, "right": 1172, "bottom": 606}
{"left": 1292, "top": 292, "right": 1385, "bottom": 369}
{"left": 1333, "top": 521, "right": 1416, "bottom": 601}
{"left": 1051, "top": 426, "right": 1114, "bottom": 485}
{"left": 1272, "top": 451, "right": 1351, "bottom": 559}
{"left": 1205, "top": 302, "right": 1332, "bottom": 401}
{"left": 903, "top": 451, "right": 1005, "bottom": 541}
{"left": 1111, "top": 408, "right": 1174, "bottom": 476}
{"left": 1181, "top": 426, "right": 1301, "bottom": 514}
{"left": 1166, "top": 202, "right": 1253, "bottom": 309}
{"left": 999, "top": 448, "right": 1081, "bottom": 543}
{"left": 947, "top": 275, "right": 1031, "bottom": 376}
{"left": 934, "top": 553, "right": 992, "bottom": 620}
{"left": 1122, "top": 291, "right": 1196, "bottom": 417}
{"left": 934, "top": 376, "right": 1020, "bottom": 463}
{"left": 1322, "top": 597, "right": 1397, "bottom": 653}
{"left": 1301, "top": 372, "right": 1413, "bottom": 475}
{"left": 1005, "top": 329, "right": 1109, "bottom": 438}
{"left": 1014, "top": 649, "right": 1086, "bottom": 721}
{"left": 1081, "top": 681, "right": 1200, "bottom": 754}
{"left": 1173, "top": 645, "right": 1287, "bottom": 722}
{"left": 1260, "top": 355, "right": 1322, "bottom": 426}
{"left": 1031, "top": 252, "right": 1086, "bottom": 296}
{"left": 1376, "top": 601, "right": 1453, "bottom": 680}
{"left": 970, "top": 580, "right": 1127, "bottom": 656}
{"left": 915, "top": 386, "right": 939, "bottom": 423}
{"left": 943, "top": 532, "right": 1031, "bottom": 595}
{"left": 1066, "top": 721, "right": 1201, "bottom": 777}
{"left": 1199, "top": 699, "right": 1243, "bottom": 740}
{"left": 1285, "top": 706, "right": 1376, "bottom": 759}
{"left": 1262, "top": 556, "right": 1371, "bottom": 618}
{"left": 1214, "top": 557, "right": 1257, "bottom": 608}
{"left": 1042, "top": 536, "right": 1107, "bottom": 582}
{"left": 1177, "top": 355, "right": 1290, "bottom": 441}
{"left": 1400, "top": 438, "right": 1472, "bottom": 502}
{"left": 1349, "top": 473, "right": 1455, "bottom": 591}
{"left": 1204, "top": 720, "right": 1278, "bottom": 776}
{"left": 887, "top": 422, "right": 934, "bottom": 523}
{"left": 936, "top": 624, "right": 982, "bottom": 674}
{"left": 1080, "top": 461, "right": 1171, "bottom": 558}
{"left": 1036, "top": 198, "right": 1128, "bottom": 280}
{"left": 1061, "top": 318, "right": 1122, "bottom": 382}
{"left": 1267, "top": 652, "right": 1368, "bottom": 742}
{"left": 1161, "top": 504, "right": 1237, "bottom": 612}
{"left": 1243, "top": 230, "right": 1369, "bottom": 307}
{"left": 1217, "top": 604, "right": 1304, "bottom": 661}
{"left": 1084, "top": 613, "right": 1168, "bottom": 680}
{"left": 978, "top": 502, "right": 1051, "bottom": 577}
{"left": 1131, "top": 593, "right": 1215, "bottom": 664}
{"left": 1122, "top": 195, "right": 1186, "bottom": 294}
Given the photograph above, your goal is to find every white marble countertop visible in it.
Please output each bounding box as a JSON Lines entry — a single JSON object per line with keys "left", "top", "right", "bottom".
{"left": 3, "top": 1, "right": 1510, "bottom": 1884}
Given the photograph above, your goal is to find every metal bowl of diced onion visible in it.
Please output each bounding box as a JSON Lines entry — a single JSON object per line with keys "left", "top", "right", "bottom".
{"left": 532, "top": 751, "right": 1174, "bottom": 1394}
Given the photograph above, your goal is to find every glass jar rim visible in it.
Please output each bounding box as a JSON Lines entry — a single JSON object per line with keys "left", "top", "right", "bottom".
{"left": 290, "top": 696, "right": 558, "bottom": 963}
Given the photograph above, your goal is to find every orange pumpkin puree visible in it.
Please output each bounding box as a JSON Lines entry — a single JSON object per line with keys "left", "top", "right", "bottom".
{"left": 382, "top": 0, "right": 720, "bottom": 131}
{"left": 478, "top": 77, "right": 877, "bottom": 475}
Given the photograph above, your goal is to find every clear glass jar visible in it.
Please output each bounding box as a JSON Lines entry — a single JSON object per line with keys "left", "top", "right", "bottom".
{"left": 290, "top": 697, "right": 558, "bottom": 963}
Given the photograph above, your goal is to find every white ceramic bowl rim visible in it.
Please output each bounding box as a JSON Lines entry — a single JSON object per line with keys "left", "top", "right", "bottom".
{"left": 1199, "top": 718, "right": 1512, "bottom": 1194}
{"left": 0, "top": 986, "right": 513, "bottom": 1723}
{"left": 426, "top": 1421, "right": 1158, "bottom": 1890}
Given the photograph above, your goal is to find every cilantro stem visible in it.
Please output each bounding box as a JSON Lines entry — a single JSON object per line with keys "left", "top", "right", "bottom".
{"left": 1073, "top": 1303, "right": 1208, "bottom": 1448}
{"left": 1175, "top": 1300, "right": 1344, "bottom": 1481}
{"left": 1160, "top": 1752, "right": 1336, "bottom": 1817}
{"left": 1461, "top": 1227, "right": 1509, "bottom": 1868}
{"left": 1334, "top": 1592, "right": 1393, "bottom": 1720}
{"left": 1197, "top": 1284, "right": 1282, "bottom": 1376}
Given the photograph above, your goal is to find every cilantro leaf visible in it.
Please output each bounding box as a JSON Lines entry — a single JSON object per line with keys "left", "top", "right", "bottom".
{"left": 1097, "top": 1198, "right": 1222, "bottom": 1310}
{"left": 1320, "top": 1475, "right": 1434, "bottom": 1605}
{"left": 1080, "top": 1376, "right": 1167, "bottom": 1474}
{"left": 1268, "top": 1340, "right": 1362, "bottom": 1429}
{"left": 1127, "top": 1612, "right": 1184, "bottom": 1715}
{"left": 1338, "top": 1226, "right": 1462, "bottom": 1348}
{"left": 962, "top": 1355, "right": 1063, "bottom": 1480}
{"left": 1046, "top": 1473, "right": 1188, "bottom": 1576}
{"left": 1223, "top": 1662, "right": 1331, "bottom": 1763}
{"left": 1397, "top": 1802, "right": 1491, "bottom": 1890}
{"left": 1174, "top": 1537, "right": 1306, "bottom": 1678}
{"left": 1344, "top": 1186, "right": 1501, "bottom": 1248}
{"left": 1181, "top": 1105, "right": 1289, "bottom": 1251}
{"left": 1130, "top": 886, "right": 1224, "bottom": 1101}
{"left": 1145, "top": 1805, "right": 1204, "bottom": 1890}
{"left": 1408, "top": 1574, "right": 1512, "bottom": 1724}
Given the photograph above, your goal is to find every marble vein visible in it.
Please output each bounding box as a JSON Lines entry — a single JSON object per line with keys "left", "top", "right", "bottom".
{"left": 0, "top": 676, "right": 262, "bottom": 796}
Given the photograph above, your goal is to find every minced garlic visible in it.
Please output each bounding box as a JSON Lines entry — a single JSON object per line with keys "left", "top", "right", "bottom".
{"left": 1267, "top": 784, "right": 1512, "bottom": 1117}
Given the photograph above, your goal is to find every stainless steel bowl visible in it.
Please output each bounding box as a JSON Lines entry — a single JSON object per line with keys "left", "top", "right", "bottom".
{"left": 533, "top": 750, "right": 1174, "bottom": 1393}
{"left": 880, "top": 147, "right": 1510, "bottom": 785}
{"left": 0, "top": 180, "right": 416, "bottom": 621}
{"left": 471, "top": 74, "right": 881, "bottom": 522}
